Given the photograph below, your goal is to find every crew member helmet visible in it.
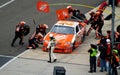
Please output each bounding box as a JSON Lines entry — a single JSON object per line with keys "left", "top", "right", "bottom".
{"left": 106, "top": 39, "right": 111, "bottom": 44}
{"left": 49, "top": 34, "right": 53, "bottom": 37}
{"left": 89, "top": 11, "right": 95, "bottom": 15}
{"left": 20, "top": 21, "right": 26, "bottom": 25}
{"left": 66, "top": 5, "right": 72, "bottom": 9}
{"left": 95, "top": 11, "right": 100, "bottom": 16}
{"left": 112, "top": 49, "right": 118, "bottom": 54}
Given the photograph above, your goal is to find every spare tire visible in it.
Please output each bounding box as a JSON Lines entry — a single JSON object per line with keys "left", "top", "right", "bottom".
{"left": 117, "top": 25, "right": 120, "bottom": 33}
{"left": 24, "top": 25, "right": 30, "bottom": 36}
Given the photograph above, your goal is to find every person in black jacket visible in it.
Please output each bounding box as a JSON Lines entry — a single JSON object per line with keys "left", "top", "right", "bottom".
{"left": 108, "top": 0, "right": 118, "bottom": 7}
{"left": 99, "top": 35, "right": 107, "bottom": 47}
{"left": 88, "top": 44, "right": 97, "bottom": 73}
{"left": 98, "top": 44, "right": 107, "bottom": 72}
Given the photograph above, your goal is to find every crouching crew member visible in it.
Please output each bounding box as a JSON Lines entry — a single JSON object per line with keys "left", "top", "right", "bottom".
{"left": 47, "top": 34, "right": 57, "bottom": 63}
{"left": 27, "top": 33, "right": 43, "bottom": 49}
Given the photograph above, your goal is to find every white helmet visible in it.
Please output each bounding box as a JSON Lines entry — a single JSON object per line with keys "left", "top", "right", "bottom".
{"left": 66, "top": 5, "right": 72, "bottom": 9}
{"left": 49, "top": 34, "right": 53, "bottom": 37}
{"left": 106, "top": 39, "right": 110, "bottom": 44}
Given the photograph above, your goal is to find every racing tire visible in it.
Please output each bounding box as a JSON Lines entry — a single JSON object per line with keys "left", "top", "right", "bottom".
{"left": 24, "top": 25, "right": 30, "bottom": 36}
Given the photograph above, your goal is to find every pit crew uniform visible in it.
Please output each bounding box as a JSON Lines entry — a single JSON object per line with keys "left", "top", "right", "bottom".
{"left": 36, "top": 24, "right": 48, "bottom": 36}
{"left": 11, "top": 21, "right": 26, "bottom": 46}
{"left": 96, "top": 13, "right": 104, "bottom": 37}
{"left": 27, "top": 33, "right": 43, "bottom": 49}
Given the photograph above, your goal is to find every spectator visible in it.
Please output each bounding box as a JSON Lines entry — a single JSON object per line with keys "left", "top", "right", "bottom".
{"left": 98, "top": 44, "right": 107, "bottom": 72}
{"left": 111, "top": 49, "right": 119, "bottom": 75}
{"left": 106, "top": 30, "right": 111, "bottom": 40}
{"left": 106, "top": 39, "right": 111, "bottom": 56}
{"left": 105, "top": 39, "right": 112, "bottom": 75}
{"left": 100, "top": 35, "right": 107, "bottom": 47}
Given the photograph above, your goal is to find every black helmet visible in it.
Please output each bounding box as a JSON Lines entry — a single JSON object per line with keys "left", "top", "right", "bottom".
{"left": 91, "top": 44, "right": 97, "bottom": 49}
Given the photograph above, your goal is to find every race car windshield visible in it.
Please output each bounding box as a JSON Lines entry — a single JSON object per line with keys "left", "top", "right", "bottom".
{"left": 51, "top": 25, "right": 74, "bottom": 34}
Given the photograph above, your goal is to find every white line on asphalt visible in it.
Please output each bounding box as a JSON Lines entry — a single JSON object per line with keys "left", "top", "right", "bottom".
{"left": 0, "top": 55, "right": 14, "bottom": 58}
{"left": 0, "top": 49, "right": 30, "bottom": 70}
{"left": 0, "top": 0, "right": 15, "bottom": 9}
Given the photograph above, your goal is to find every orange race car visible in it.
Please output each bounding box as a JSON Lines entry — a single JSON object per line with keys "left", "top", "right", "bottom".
{"left": 42, "top": 20, "right": 86, "bottom": 53}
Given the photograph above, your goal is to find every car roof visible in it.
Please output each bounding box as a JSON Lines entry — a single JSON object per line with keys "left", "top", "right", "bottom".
{"left": 55, "top": 20, "right": 79, "bottom": 27}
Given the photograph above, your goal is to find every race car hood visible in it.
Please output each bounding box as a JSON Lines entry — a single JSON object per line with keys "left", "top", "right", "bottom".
{"left": 44, "top": 32, "right": 74, "bottom": 44}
